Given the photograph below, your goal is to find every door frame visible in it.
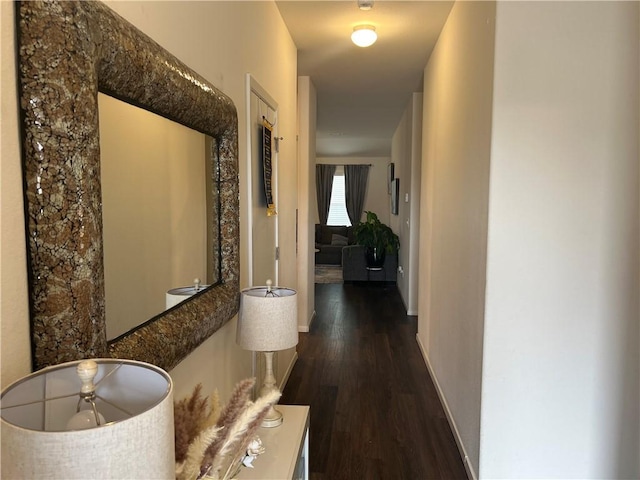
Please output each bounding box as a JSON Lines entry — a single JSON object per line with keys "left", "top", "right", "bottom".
{"left": 245, "top": 73, "right": 279, "bottom": 287}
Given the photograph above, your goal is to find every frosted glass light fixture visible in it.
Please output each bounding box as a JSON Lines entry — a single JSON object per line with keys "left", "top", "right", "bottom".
{"left": 351, "top": 25, "right": 377, "bottom": 47}
{"left": 1, "top": 358, "right": 174, "bottom": 479}
{"left": 237, "top": 280, "right": 298, "bottom": 427}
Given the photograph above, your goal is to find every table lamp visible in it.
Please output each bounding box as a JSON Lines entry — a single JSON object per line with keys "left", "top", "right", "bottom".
{"left": 237, "top": 280, "right": 298, "bottom": 427}
{"left": 1, "top": 358, "right": 174, "bottom": 479}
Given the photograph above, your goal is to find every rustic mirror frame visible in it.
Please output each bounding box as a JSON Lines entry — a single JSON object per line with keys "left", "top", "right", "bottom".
{"left": 17, "top": 1, "right": 240, "bottom": 371}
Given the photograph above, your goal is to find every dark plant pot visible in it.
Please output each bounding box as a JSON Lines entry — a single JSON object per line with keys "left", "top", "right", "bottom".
{"left": 365, "top": 247, "right": 386, "bottom": 269}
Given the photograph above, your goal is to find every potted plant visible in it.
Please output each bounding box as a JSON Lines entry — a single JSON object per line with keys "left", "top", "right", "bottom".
{"left": 352, "top": 211, "right": 399, "bottom": 268}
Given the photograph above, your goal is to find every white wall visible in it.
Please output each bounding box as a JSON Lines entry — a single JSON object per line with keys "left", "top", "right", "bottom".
{"left": 297, "top": 77, "right": 317, "bottom": 331}
{"left": 480, "top": 2, "right": 639, "bottom": 478}
{"left": 1, "top": 1, "right": 31, "bottom": 387}
{"left": 408, "top": 94, "right": 423, "bottom": 316}
{"left": 391, "top": 93, "right": 423, "bottom": 315}
{"left": 314, "top": 157, "right": 391, "bottom": 225}
{"left": 1, "top": 1, "right": 299, "bottom": 403}
{"left": 418, "top": 1, "right": 496, "bottom": 477}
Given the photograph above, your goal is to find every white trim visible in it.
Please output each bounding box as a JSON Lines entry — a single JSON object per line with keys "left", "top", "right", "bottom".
{"left": 245, "top": 73, "right": 280, "bottom": 286}
{"left": 249, "top": 74, "right": 277, "bottom": 110}
{"left": 415, "top": 334, "right": 478, "bottom": 480}
{"left": 298, "top": 309, "right": 316, "bottom": 333}
{"left": 279, "top": 351, "right": 298, "bottom": 392}
{"left": 400, "top": 288, "right": 418, "bottom": 316}
{"left": 310, "top": 309, "right": 316, "bottom": 329}
{"left": 244, "top": 74, "right": 254, "bottom": 286}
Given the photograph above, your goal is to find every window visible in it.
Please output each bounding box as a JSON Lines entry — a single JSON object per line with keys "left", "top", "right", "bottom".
{"left": 327, "top": 168, "right": 351, "bottom": 226}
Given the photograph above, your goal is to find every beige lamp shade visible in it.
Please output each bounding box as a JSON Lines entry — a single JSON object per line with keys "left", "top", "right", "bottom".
{"left": 1, "top": 358, "right": 174, "bottom": 479}
{"left": 237, "top": 284, "right": 298, "bottom": 352}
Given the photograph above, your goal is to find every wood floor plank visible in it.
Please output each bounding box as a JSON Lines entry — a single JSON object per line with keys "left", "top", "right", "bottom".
{"left": 281, "top": 283, "right": 467, "bottom": 479}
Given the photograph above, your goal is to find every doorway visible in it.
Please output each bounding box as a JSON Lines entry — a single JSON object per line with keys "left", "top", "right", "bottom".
{"left": 247, "top": 75, "right": 279, "bottom": 287}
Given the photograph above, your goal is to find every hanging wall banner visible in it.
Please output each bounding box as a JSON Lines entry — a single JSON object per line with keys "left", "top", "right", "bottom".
{"left": 261, "top": 118, "right": 277, "bottom": 216}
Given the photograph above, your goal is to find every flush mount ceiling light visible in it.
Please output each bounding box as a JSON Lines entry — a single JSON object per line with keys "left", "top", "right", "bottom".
{"left": 358, "top": 0, "right": 374, "bottom": 10}
{"left": 351, "top": 25, "right": 377, "bottom": 47}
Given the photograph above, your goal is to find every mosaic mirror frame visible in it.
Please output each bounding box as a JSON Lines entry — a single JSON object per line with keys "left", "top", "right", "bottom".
{"left": 17, "top": 1, "right": 240, "bottom": 371}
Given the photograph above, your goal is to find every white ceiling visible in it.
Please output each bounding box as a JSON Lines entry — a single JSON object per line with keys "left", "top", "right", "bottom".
{"left": 276, "top": 0, "right": 453, "bottom": 157}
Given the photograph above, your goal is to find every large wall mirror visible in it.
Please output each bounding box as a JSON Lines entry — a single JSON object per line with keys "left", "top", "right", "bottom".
{"left": 17, "top": 1, "right": 240, "bottom": 371}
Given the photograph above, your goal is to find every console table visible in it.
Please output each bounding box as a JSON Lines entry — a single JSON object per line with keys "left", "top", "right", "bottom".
{"left": 236, "top": 405, "right": 310, "bottom": 480}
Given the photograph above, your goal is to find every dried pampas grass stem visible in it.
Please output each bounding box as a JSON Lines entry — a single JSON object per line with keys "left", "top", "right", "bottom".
{"left": 176, "top": 424, "right": 222, "bottom": 480}
{"left": 203, "top": 378, "right": 255, "bottom": 465}
{"left": 210, "top": 389, "right": 281, "bottom": 479}
{"left": 174, "top": 378, "right": 281, "bottom": 480}
{"left": 174, "top": 383, "right": 211, "bottom": 463}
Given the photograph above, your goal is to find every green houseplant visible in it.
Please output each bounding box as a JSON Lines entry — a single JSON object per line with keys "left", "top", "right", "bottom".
{"left": 352, "top": 211, "right": 399, "bottom": 268}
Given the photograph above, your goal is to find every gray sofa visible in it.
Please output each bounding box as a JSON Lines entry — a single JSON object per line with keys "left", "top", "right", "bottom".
{"left": 342, "top": 245, "right": 398, "bottom": 283}
{"left": 315, "top": 224, "right": 355, "bottom": 265}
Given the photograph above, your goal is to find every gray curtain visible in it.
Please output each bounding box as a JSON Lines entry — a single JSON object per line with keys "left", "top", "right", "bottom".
{"left": 344, "top": 165, "right": 370, "bottom": 225}
{"left": 316, "top": 164, "right": 336, "bottom": 225}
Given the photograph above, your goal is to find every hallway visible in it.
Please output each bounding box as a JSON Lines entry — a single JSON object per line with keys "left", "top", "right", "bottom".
{"left": 281, "top": 284, "right": 467, "bottom": 479}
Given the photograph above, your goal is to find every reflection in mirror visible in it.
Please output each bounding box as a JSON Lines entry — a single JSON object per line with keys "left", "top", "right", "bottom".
{"left": 99, "top": 94, "right": 219, "bottom": 340}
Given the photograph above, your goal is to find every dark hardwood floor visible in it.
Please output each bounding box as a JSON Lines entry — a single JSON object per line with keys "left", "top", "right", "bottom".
{"left": 281, "top": 283, "right": 468, "bottom": 480}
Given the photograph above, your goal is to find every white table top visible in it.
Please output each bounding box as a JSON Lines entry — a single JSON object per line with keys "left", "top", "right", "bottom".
{"left": 235, "top": 405, "right": 310, "bottom": 480}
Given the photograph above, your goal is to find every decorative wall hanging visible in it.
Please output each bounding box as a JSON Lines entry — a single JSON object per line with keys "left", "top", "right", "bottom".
{"left": 261, "top": 118, "right": 277, "bottom": 216}
{"left": 391, "top": 178, "right": 400, "bottom": 215}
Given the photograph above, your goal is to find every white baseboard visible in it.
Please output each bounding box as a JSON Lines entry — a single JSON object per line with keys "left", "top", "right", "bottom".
{"left": 415, "top": 334, "right": 478, "bottom": 480}
{"left": 298, "top": 309, "right": 316, "bottom": 333}
{"left": 279, "top": 351, "right": 298, "bottom": 392}
{"left": 407, "top": 309, "right": 418, "bottom": 316}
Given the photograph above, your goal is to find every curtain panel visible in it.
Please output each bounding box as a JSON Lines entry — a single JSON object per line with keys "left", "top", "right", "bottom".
{"left": 316, "top": 164, "right": 336, "bottom": 225}
{"left": 344, "top": 165, "right": 370, "bottom": 225}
